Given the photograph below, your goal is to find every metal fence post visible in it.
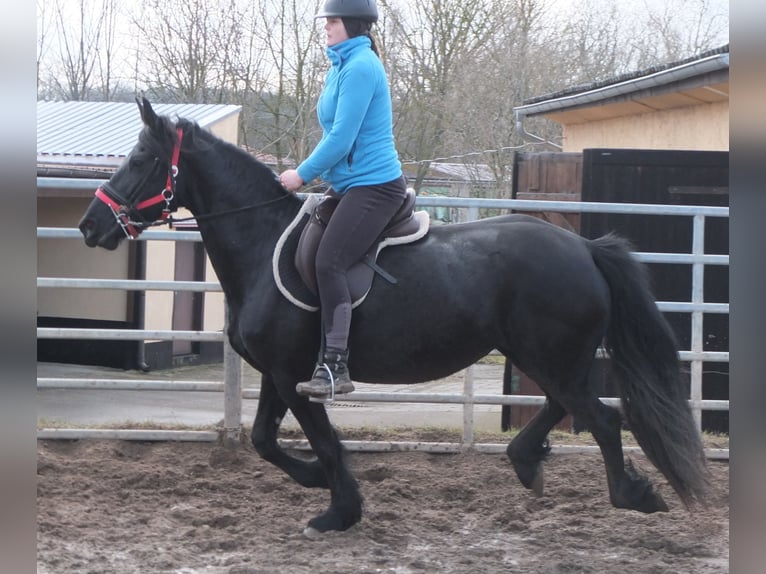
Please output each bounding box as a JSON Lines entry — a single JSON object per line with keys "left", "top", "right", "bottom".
{"left": 462, "top": 365, "right": 475, "bottom": 448}
{"left": 223, "top": 301, "right": 242, "bottom": 445}
{"left": 690, "top": 214, "right": 706, "bottom": 431}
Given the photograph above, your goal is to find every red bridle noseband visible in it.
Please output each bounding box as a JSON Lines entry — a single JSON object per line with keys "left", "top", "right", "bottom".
{"left": 94, "top": 128, "right": 184, "bottom": 239}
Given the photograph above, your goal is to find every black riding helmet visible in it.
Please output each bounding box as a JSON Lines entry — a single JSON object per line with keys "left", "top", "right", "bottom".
{"left": 315, "top": 0, "right": 379, "bottom": 23}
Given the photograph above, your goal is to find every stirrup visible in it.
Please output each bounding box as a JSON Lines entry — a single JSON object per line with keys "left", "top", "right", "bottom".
{"left": 296, "top": 362, "right": 354, "bottom": 403}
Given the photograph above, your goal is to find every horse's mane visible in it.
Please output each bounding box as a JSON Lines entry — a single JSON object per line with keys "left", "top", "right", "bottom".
{"left": 175, "top": 118, "right": 278, "bottom": 182}
{"left": 140, "top": 113, "right": 279, "bottom": 185}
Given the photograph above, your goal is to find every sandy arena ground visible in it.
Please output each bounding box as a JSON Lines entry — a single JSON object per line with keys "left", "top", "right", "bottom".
{"left": 37, "top": 361, "right": 729, "bottom": 573}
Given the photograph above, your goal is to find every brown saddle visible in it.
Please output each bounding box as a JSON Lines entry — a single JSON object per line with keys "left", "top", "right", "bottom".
{"left": 294, "top": 188, "right": 428, "bottom": 302}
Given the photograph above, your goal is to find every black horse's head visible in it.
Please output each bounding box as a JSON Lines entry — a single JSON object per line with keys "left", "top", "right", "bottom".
{"left": 79, "top": 98, "right": 183, "bottom": 250}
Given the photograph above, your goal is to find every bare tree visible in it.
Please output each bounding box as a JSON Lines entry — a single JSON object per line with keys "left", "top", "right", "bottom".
{"left": 37, "top": 0, "right": 52, "bottom": 95}
{"left": 122, "top": 0, "right": 326, "bottom": 160}
{"left": 130, "top": 0, "right": 245, "bottom": 103}
{"left": 44, "top": 0, "right": 116, "bottom": 100}
{"left": 632, "top": 0, "right": 728, "bottom": 67}
{"left": 244, "top": 0, "right": 325, "bottom": 168}
{"left": 94, "top": 0, "right": 119, "bottom": 100}
{"left": 36, "top": 0, "right": 126, "bottom": 100}
{"left": 379, "top": 0, "right": 559, "bottom": 197}
{"left": 445, "top": 0, "right": 557, "bottom": 197}
{"left": 217, "top": 2, "right": 269, "bottom": 97}
{"left": 444, "top": 0, "right": 728, "bottom": 201}
{"left": 36, "top": 0, "right": 728, "bottom": 182}
{"left": 553, "top": 0, "right": 628, "bottom": 84}
{"left": 379, "top": 0, "right": 505, "bottom": 191}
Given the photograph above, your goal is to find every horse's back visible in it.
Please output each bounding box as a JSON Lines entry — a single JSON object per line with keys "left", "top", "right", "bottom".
{"left": 348, "top": 213, "right": 610, "bottom": 382}
{"left": 453, "top": 214, "right": 609, "bottom": 317}
{"left": 363, "top": 213, "right": 606, "bottom": 304}
{"left": 391, "top": 213, "right": 598, "bottom": 288}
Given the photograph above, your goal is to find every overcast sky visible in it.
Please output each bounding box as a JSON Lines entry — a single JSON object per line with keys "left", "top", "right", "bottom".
{"left": 37, "top": 0, "right": 729, "bottom": 94}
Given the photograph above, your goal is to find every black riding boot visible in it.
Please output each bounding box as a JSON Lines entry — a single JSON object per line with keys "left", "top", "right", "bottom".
{"left": 296, "top": 347, "right": 355, "bottom": 397}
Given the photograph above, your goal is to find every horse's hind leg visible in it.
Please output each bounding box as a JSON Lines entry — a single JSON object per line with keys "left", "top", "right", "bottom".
{"left": 563, "top": 395, "right": 668, "bottom": 513}
{"left": 507, "top": 396, "right": 566, "bottom": 496}
{"left": 250, "top": 373, "right": 328, "bottom": 488}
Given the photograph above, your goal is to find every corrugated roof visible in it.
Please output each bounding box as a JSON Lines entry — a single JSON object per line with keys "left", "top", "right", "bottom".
{"left": 37, "top": 101, "right": 241, "bottom": 161}
{"left": 428, "top": 162, "right": 495, "bottom": 182}
{"left": 401, "top": 161, "right": 495, "bottom": 184}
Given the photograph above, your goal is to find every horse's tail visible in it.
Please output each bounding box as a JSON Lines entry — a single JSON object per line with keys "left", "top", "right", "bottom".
{"left": 587, "top": 233, "right": 710, "bottom": 507}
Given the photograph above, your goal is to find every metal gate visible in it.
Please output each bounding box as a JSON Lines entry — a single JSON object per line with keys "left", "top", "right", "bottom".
{"left": 37, "top": 195, "right": 729, "bottom": 459}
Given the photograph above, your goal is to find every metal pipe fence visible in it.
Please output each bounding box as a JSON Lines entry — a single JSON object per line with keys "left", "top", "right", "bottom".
{"left": 37, "top": 195, "right": 729, "bottom": 459}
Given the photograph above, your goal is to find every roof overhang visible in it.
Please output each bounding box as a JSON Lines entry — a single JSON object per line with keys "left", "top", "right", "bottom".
{"left": 514, "top": 52, "right": 729, "bottom": 125}
{"left": 37, "top": 176, "right": 106, "bottom": 198}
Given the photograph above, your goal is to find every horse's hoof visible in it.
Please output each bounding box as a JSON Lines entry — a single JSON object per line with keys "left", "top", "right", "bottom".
{"left": 530, "top": 467, "right": 544, "bottom": 497}
{"left": 303, "top": 526, "right": 323, "bottom": 539}
{"left": 653, "top": 494, "right": 669, "bottom": 513}
{"left": 618, "top": 459, "right": 669, "bottom": 513}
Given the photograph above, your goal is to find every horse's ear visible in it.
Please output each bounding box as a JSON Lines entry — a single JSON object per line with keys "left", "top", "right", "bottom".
{"left": 136, "top": 97, "right": 159, "bottom": 129}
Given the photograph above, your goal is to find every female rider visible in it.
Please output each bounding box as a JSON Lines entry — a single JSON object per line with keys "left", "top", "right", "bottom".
{"left": 279, "top": 0, "right": 406, "bottom": 397}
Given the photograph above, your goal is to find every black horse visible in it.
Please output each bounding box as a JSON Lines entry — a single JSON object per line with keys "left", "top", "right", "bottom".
{"left": 78, "top": 99, "right": 709, "bottom": 535}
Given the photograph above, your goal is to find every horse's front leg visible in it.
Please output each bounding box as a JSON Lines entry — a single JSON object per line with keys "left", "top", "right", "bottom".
{"left": 283, "top": 392, "right": 364, "bottom": 535}
{"left": 250, "top": 373, "right": 328, "bottom": 488}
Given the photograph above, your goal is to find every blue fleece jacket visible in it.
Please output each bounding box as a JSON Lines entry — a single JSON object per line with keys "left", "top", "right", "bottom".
{"left": 296, "top": 35, "right": 402, "bottom": 194}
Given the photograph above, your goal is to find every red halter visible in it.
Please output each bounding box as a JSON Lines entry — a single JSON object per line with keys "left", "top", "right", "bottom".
{"left": 95, "top": 128, "right": 184, "bottom": 239}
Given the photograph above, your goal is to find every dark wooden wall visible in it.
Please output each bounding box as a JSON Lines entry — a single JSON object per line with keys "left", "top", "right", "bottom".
{"left": 505, "top": 148, "right": 729, "bottom": 433}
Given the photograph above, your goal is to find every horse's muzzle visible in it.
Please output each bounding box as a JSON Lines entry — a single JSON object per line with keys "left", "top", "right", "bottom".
{"left": 79, "top": 218, "right": 121, "bottom": 250}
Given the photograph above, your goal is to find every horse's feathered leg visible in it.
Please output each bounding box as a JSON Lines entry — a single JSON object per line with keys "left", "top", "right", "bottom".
{"left": 285, "top": 396, "right": 363, "bottom": 534}
{"left": 507, "top": 396, "right": 566, "bottom": 496}
{"left": 560, "top": 394, "right": 669, "bottom": 513}
{"left": 250, "top": 373, "right": 328, "bottom": 488}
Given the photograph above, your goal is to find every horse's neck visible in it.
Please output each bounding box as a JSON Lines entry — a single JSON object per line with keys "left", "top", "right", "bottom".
{"left": 181, "top": 152, "right": 299, "bottom": 301}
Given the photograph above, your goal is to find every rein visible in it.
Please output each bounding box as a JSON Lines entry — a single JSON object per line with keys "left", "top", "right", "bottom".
{"left": 143, "top": 194, "right": 293, "bottom": 229}
{"left": 168, "top": 181, "right": 328, "bottom": 226}
{"left": 94, "top": 126, "right": 295, "bottom": 237}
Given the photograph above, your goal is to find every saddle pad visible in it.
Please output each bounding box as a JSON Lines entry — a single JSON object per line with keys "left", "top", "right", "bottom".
{"left": 273, "top": 195, "right": 430, "bottom": 312}
{"left": 273, "top": 195, "right": 322, "bottom": 312}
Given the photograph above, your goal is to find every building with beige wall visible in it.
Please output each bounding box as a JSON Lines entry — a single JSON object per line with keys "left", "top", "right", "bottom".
{"left": 513, "top": 45, "right": 729, "bottom": 153}
{"left": 37, "top": 101, "right": 241, "bottom": 369}
{"left": 507, "top": 47, "right": 729, "bottom": 433}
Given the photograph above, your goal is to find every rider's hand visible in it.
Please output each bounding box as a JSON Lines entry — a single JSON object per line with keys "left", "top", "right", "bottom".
{"left": 279, "top": 170, "right": 304, "bottom": 192}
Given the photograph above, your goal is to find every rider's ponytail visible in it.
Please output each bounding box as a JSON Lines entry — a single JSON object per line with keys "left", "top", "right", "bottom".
{"left": 342, "top": 18, "right": 380, "bottom": 57}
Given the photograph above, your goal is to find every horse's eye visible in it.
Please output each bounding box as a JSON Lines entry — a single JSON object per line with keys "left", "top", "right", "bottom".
{"left": 129, "top": 154, "right": 159, "bottom": 170}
